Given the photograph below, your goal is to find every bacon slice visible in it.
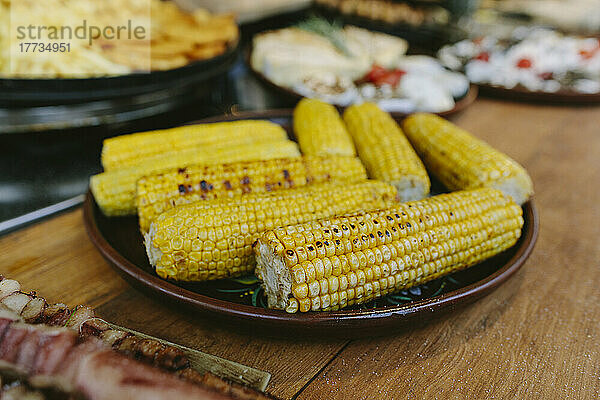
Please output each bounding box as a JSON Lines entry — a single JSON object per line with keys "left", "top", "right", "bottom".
{"left": 0, "top": 278, "right": 277, "bottom": 400}
{"left": 0, "top": 317, "right": 239, "bottom": 400}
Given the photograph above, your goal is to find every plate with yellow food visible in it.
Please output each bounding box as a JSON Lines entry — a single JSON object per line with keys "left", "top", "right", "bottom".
{"left": 83, "top": 101, "right": 538, "bottom": 337}
{"left": 0, "top": 0, "right": 239, "bottom": 105}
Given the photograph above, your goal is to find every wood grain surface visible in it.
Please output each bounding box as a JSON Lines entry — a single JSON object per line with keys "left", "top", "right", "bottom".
{"left": 1, "top": 99, "right": 599, "bottom": 399}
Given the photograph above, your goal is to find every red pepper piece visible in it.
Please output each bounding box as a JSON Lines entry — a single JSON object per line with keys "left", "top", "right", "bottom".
{"left": 373, "top": 69, "right": 406, "bottom": 88}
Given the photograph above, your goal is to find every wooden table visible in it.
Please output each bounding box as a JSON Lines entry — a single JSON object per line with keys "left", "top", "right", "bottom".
{"left": 1, "top": 99, "right": 599, "bottom": 399}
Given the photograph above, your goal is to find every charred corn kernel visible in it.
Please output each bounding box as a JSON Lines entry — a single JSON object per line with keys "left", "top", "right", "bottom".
{"left": 402, "top": 113, "right": 534, "bottom": 205}
{"left": 255, "top": 188, "right": 524, "bottom": 312}
{"left": 145, "top": 181, "right": 398, "bottom": 281}
{"left": 137, "top": 155, "right": 367, "bottom": 232}
{"left": 101, "top": 120, "right": 288, "bottom": 170}
{"left": 293, "top": 98, "right": 356, "bottom": 157}
{"left": 343, "top": 102, "right": 430, "bottom": 202}
{"left": 90, "top": 141, "right": 301, "bottom": 216}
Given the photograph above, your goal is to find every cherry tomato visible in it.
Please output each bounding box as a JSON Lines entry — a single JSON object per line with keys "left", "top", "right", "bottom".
{"left": 474, "top": 52, "right": 490, "bottom": 62}
{"left": 516, "top": 58, "right": 532, "bottom": 69}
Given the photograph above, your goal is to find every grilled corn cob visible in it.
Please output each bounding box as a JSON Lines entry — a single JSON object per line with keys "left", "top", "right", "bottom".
{"left": 90, "top": 140, "right": 301, "bottom": 216}
{"left": 343, "top": 103, "right": 430, "bottom": 202}
{"left": 101, "top": 120, "right": 288, "bottom": 170}
{"left": 254, "top": 188, "right": 523, "bottom": 313}
{"left": 145, "top": 181, "right": 398, "bottom": 281}
{"left": 293, "top": 98, "right": 356, "bottom": 157}
{"left": 402, "top": 113, "right": 533, "bottom": 205}
{"left": 137, "top": 155, "right": 368, "bottom": 233}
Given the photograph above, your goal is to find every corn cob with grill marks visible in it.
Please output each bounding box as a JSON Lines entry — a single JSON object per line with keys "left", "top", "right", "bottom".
{"left": 101, "top": 120, "right": 288, "bottom": 171}
{"left": 293, "top": 98, "right": 356, "bottom": 157}
{"left": 91, "top": 140, "right": 301, "bottom": 217}
{"left": 402, "top": 113, "right": 533, "bottom": 205}
{"left": 342, "top": 102, "right": 430, "bottom": 202}
{"left": 137, "top": 155, "right": 367, "bottom": 233}
{"left": 254, "top": 188, "right": 523, "bottom": 313}
{"left": 144, "top": 181, "right": 398, "bottom": 281}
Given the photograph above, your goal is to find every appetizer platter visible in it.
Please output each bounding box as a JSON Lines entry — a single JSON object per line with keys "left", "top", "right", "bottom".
{"left": 438, "top": 28, "right": 600, "bottom": 103}
{"left": 0, "top": 0, "right": 239, "bottom": 106}
{"left": 84, "top": 101, "right": 538, "bottom": 336}
{"left": 248, "top": 18, "right": 477, "bottom": 116}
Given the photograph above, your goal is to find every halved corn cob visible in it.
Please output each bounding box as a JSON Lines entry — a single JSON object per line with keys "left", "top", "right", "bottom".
{"left": 342, "top": 102, "right": 430, "bottom": 202}
{"left": 101, "top": 120, "right": 288, "bottom": 171}
{"left": 254, "top": 188, "right": 523, "bottom": 313}
{"left": 293, "top": 98, "right": 356, "bottom": 157}
{"left": 402, "top": 113, "right": 534, "bottom": 205}
{"left": 144, "top": 181, "right": 398, "bottom": 281}
{"left": 137, "top": 155, "right": 368, "bottom": 233}
{"left": 90, "top": 140, "right": 301, "bottom": 216}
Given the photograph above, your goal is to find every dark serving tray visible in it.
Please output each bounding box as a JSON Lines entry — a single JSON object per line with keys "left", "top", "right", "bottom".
{"left": 83, "top": 109, "right": 539, "bottom": 338}
{"left": 0, "top": 40, "right": 239, "bottom": 107}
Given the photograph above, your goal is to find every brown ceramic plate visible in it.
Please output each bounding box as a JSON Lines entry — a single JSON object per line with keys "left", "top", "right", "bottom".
{"left": 246, "top": 48, "right": 478, "bottom": 119}
{"left": 83, "top": 111, "right": 538, "bottom": 338}
{"left": 476, "top": 83, "right": 600, "bottom": 104}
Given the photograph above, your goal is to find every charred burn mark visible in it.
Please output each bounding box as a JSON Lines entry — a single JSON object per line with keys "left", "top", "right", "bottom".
{"left": 282, "top": 169, "right": 290, "bottom": 179}
{"left": 223, "top": 180, "right": 232, "bottom": 190}
{"left": 178, "top": 184, "right": 186, "bottom": 194}
{"left": 200, "top": 180, "right": 213, "bottom": 191}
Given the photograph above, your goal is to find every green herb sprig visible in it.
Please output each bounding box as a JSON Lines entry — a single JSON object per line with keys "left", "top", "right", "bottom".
{"left": 296, "top": 16, "right": 353, "bottom": 57}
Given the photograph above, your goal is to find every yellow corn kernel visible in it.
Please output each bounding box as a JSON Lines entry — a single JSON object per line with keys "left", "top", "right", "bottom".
{"left": 343, "top": 102, "right": 430, "bottom": 202}
{"left": 101, "top": 120, "right": 288, "bottom": 170}
{"left": 91, "top": 140, "right": 300, "bottom": 216}
{"left": 254, "top": 188, "right": 524, "bottom": 312}
{"left": 402, "top": 113, "right": 533, "bottom": 205}
{"left": 136, "top": 155, "right": 367, "bottom": 232}
{"left": 145, "top": 181, "right": 397, "bottom": 281}
{"left": 293, "top": 98, "right": 356, "bottom": 157}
